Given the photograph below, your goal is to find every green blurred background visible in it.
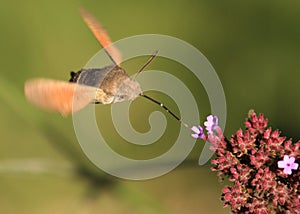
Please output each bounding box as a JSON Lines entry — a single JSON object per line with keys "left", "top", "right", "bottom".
{"left": 0, "top": 0, "right": 299, "bottom": 213}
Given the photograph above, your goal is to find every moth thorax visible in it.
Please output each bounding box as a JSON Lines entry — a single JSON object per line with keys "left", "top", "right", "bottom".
{"left": 113, "top": 78, "right": 141, "bottom": 103}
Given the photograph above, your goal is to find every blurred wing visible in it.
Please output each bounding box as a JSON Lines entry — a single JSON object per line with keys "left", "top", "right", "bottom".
{"left": 79, "top": 8, "right": 122, "bottom": 65}
{"left": 24, "top": 79, "right": 96, "bottom": 116}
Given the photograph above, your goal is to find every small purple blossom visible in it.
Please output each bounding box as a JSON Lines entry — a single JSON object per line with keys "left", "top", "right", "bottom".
{"left": 277, "top": 155, "right": 299, "bottom": 175}
{"left": 204, "top": 115, "right": 218, "bottom": 134}
{"left": 191, "top": 125, "right": 205, "bottom": 139}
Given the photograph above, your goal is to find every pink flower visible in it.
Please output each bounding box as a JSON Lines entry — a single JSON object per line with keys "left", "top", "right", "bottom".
{"left": 191, "top": 125, "right": 205, "bottom": 139}
{"left": 209, "top": 110, "right": 300, "bottom": 213}
{"left": 204, "top": 115, "right": 218, "bottom": 134}
{"left": 192, "top": 111, "right": 300, "bottom": 212}
{"left": 277, "top": 155, "right": 299, "bottom": 175}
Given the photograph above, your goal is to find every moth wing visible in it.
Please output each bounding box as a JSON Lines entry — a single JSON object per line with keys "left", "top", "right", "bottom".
{"left": 24, "top": 79, "right": 97, "bottom": 116}
{"left": 79, "top": 8, "right": 122, "bottom": 65}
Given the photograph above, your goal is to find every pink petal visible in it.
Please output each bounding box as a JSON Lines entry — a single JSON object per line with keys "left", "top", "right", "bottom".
{"left": 283, "top": 167, "right": 292, "bottom": 175}
{"left": 192, "top": 134, "right": 199, "bottom": 139}
{"left": 191, "top": 126, "right": 200, "bottom": 134}
{"left": 207, "top": 115, "right": 214, "bottom": 121}
{"left": 289, "top": 156, "right": 295, "bottom": 163}
{"left": 291, "top": 163, "right": 299, "bottom": 170}
{"left": 204, "top": 115, "right": 213, "bottom": 126}
{"left": 277, "top": 161, "right": 286, "bottom": 168}
{"left": 283, "top": 155, "right": 290, "bottom": 162}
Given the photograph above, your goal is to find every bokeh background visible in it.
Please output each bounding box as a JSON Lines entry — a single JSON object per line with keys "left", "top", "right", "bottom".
{"left": 1, "top": 0, "right": 300, "bottom": 213}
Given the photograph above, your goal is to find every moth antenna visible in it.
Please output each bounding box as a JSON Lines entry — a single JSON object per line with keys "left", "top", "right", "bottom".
{"left": 140, "top": 94, "right": 189, "bottom": 128}
{"left": 133, "top": 50, "right": 159, "bottom": 80}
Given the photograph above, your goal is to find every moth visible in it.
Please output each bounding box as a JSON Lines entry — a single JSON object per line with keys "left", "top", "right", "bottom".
{"left": 24, "top": 8, "right": 187, "bottom": 127}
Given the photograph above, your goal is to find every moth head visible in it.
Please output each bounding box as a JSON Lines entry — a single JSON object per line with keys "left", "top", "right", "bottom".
{"left": 113, "top": 78, "right": 141, "bottom": 103}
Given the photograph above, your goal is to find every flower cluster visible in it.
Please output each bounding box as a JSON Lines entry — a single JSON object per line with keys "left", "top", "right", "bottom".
{"left": 192, "top": 110, "right": 300, "bottom": 213}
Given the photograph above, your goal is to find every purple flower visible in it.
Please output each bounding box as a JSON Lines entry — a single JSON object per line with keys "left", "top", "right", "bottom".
{"left": 204, "top": 115, "right": 218, "bottom": 134}
{"left": 191, "top": 125, "right": 205, "bottom": 139}
{"left": 277, "top": 155, "right": 299, "bottom": 175}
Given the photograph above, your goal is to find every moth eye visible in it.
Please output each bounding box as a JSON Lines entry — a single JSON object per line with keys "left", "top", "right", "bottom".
{"left": 115, "top": 94, "right": 126, "bottom": 101}
{"left": 118, "top": 95, "right": 125, "bottom": 99}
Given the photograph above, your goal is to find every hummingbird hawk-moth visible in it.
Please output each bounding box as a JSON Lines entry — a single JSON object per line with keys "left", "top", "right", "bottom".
{"left": 24, "top": 8, "right": 186, "bottom": 126}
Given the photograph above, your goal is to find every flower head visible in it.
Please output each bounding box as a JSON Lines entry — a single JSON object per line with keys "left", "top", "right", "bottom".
{"left": 277, "top": 155, "right": 299, "bottom": 175}
{"left": 204, "top": 115, "right": 218, "bottom": 134}
{"left": 191, "top": 125, "right": 205, "bottom": 139}
{"left": 209, "top": 110, "right": 300, "bottom": 213}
